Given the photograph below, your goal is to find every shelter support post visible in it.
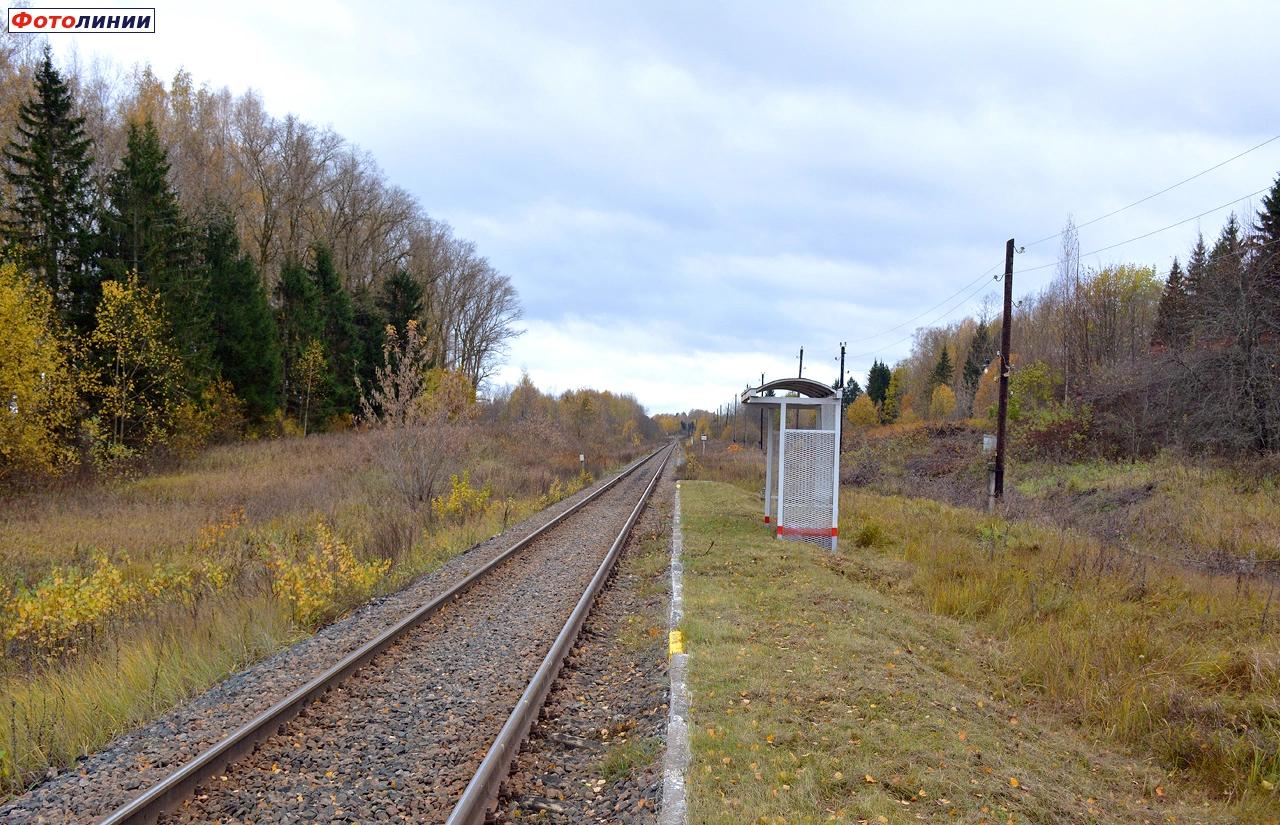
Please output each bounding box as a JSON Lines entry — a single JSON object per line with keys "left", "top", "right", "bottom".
{"left": 763, "top": 408, "right": 774, "bottom": 524}
{"left": 776, "top": 400, "right": 787, "bottom": 539}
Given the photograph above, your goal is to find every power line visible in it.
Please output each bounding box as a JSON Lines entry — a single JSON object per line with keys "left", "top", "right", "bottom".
{"left": 1018, "top": 186, "right": 1271, "bottom": 275}
{"left": 1022, "top": 133, "right": 1280, "bottom": 248}
{"left": 846, "top": 210, "right": 1280, "bottom": 368}
{"left": 846, "top": 270, "right": 997, "bottom": 361}
{"left": 840, "top": 135, "right": 1280, "bottom": 360}
{"left": 845, "top": 262, "right": 1003, "bottom": 344}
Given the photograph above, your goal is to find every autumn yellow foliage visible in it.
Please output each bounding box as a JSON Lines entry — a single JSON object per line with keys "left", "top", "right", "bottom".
{"left": 928, "top": 384, "right": 957, "bottom": 420}
{"left": 537, "top": 470, "right": 592, "bottom": 509}
{"left": 86, "top": 273, "right": 184, "bottom": 460}
{"left": 267, "top": 521, "right": 390, "bottom": 627}
{"left": 845, "top": 394, "right": 879, "bottom": 428}
{"left": 422, "top": 368, "right": 478, "bottom": 422}
{"left": 430, "top": 471, "right": 492, "bottom": 523}
{"left": 0, "top": 262, "right": 78, "bottom": 479}
{"left": 2, "top": 553, "right": 136, "bottom": 655}
{"left": 1, "top": 548, "right": 233, "bottom": 657}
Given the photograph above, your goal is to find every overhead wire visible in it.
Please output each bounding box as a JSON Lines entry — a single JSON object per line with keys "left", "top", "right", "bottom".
{"left": 846, "top": 268, "right": 1000, "bottom": 361}
{"left": 1021, "top": 132, "right": 1280, "bottom": 248}
{"left": 844, "top": 134, "right": 1279, "bottom": 350}
{"left": 845, "top": 231, "right": 1280, "bottom": 368}
{"left": 1017, "top": 186, "right": 1271, "bottom": 275}
{"left": 843, "top": 261, "right": 1004, "bottom": 344}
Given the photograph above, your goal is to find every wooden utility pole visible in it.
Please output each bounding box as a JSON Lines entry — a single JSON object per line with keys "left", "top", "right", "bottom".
{"left": 992, "top": 238, "right": 1015, "bottom": 506}
{"left": 838, "top": 342, "right": 846, "bottom": 389}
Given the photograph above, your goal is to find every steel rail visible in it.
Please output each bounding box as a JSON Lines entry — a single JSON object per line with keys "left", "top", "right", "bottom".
{"left": 446, "top": 441, "right": 675, "bottom": 824}
{"left": 98, "top": 445, "right": 667, "bottom": 825}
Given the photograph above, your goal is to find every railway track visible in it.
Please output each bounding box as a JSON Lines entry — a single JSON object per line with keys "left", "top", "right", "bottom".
{"left": 89, "top": 443, "right": 673, "bottom": 825}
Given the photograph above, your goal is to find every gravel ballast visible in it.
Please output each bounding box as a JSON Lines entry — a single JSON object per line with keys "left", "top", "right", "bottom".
{"left": 0, "top": 450, "right": 662, "bottom": 825}
{"left": 493, "top": 458, "right": 675, "bottom": 824}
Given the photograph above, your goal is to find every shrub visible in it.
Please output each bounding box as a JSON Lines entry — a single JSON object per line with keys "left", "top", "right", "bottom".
{"left": 170, "top": 380, "right": 247, "bottom": 457}
{"left": 0, "top": 263, "right": 79, "bottom": 481}
{"left": 929, "top": 384, "right": 957, "bottom": 420}
{"left": 991, "top": 359, "right": 1058, "bottom": 423}
{"left": 845, "top": 394, "right": 879, "bottom": 428}
{"left": 267, "top": 520, "right": 390, "bottom": 627}
{"left": 1016, "top": 402, "right": 1093, "bottom": 461}
{"left": 431, "top": 471, "right": 492, "bottom": 523}
{"left": 2, "top": 553, "right": 138, "bottom": 657}
{"left": 2, "top": 508, "right": 246, "bottom": 658}
{"left": 854, "top": 521, "right": 888, "bottom": 548}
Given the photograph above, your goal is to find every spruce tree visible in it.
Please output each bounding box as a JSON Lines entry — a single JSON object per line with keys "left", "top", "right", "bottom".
{"left": 962, "top": 319, "right": 988, "bottom": 414}
{"left": 277, "top": 257, "right": 324, "bottom": 423}
{"left": 1152, "top": 258, "right": 1191, "bottom": 349}
{"left": 203, "top": 215, "right": 280, "bottom": 420}
{"left": 378, "top": 269, "right": 423, "bottom": 334}
{"left": 2, "top": 46, "right": 97, "bottom": 331}
{"left": 101, "top": 118, "right": 212, "bottom": 384}
{"left": 832, "top": 376, "right": 862, "bottom": 409}
{"left": 1255, "top": 176, "right": 1280, "bottom": 448}
{"left": 1255, "top": 174, "right": 1280, "bottom": 332}
{"left": 351, "top": 286, "right": 386, "bottom": 408}
{"left": 309, "top": 245, "right": 360, "bottom": 419}
{"left": 1184, "top": 232, "right": 1209, "bottom": 333}
{"left": 1203, "top": 214, "right": 1270, "bottom": 449}
{"left": 962, "top": 321, "right": 991, "bottom": 394}
{"left": 931, "top": 346, "right": 954, "bottom": 388}
{"left": 100, "top": 120, "right": 189, "bottom": 280}
{"left": 1202, "top": 214, "right": 1245, "bottom": 338}
{"left": 866, "top": 359, "right": 891, "bottom": 405}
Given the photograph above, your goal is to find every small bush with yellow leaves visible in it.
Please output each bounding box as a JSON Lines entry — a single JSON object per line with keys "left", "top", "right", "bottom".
{"left": 267, "top": 520, "right": 390, "bottom": 628}
{"left": 431, "top": 471, "right": 492, "bottom": 523}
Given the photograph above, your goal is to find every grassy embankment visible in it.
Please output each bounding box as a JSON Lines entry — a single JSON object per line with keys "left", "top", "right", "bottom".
{"left": 846, "top": 421, "right": 1280, "bottom": 569}
{"left": 0, "top": 425, "right": 644, "bottom": 798}
{"left": 678, "top": 441, "right": 1279, "bottom": 824}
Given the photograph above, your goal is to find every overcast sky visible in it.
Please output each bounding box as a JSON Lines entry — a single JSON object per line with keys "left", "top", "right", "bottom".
{"left": 51, "top": 1, "right": 1280, "bottom": 412}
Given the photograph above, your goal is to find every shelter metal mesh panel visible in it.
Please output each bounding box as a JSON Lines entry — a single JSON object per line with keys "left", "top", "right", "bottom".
{"left": 781, "top": 429, "right": 835, "bottom": 547}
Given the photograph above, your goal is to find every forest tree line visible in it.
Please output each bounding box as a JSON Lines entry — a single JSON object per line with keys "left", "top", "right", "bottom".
{"left": 0, "top": 37, "right": 522, "bottom": 481}
{"left": 848, "top": 175, "right": 1280, "bottom": 457}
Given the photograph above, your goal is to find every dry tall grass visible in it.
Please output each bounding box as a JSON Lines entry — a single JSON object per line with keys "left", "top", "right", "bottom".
{"left": 687, "top": 436, "right": 1280, "bottom": 817}
{"left": 680, "top": 481, "right": 1256, "bottom": 823}
{"left": 677, "top": 439, "right": 763, "bottom": 491}
{"left": 845, "top": 422, "right": 1280, "bottom": 572}
{"left": 853, "top": 491, "right": 1280, "bottom": 808}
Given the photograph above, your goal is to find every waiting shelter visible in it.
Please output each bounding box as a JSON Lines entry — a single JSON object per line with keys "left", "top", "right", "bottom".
{"left": 741, "top": 378, "right": 842, "bottom": 551}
